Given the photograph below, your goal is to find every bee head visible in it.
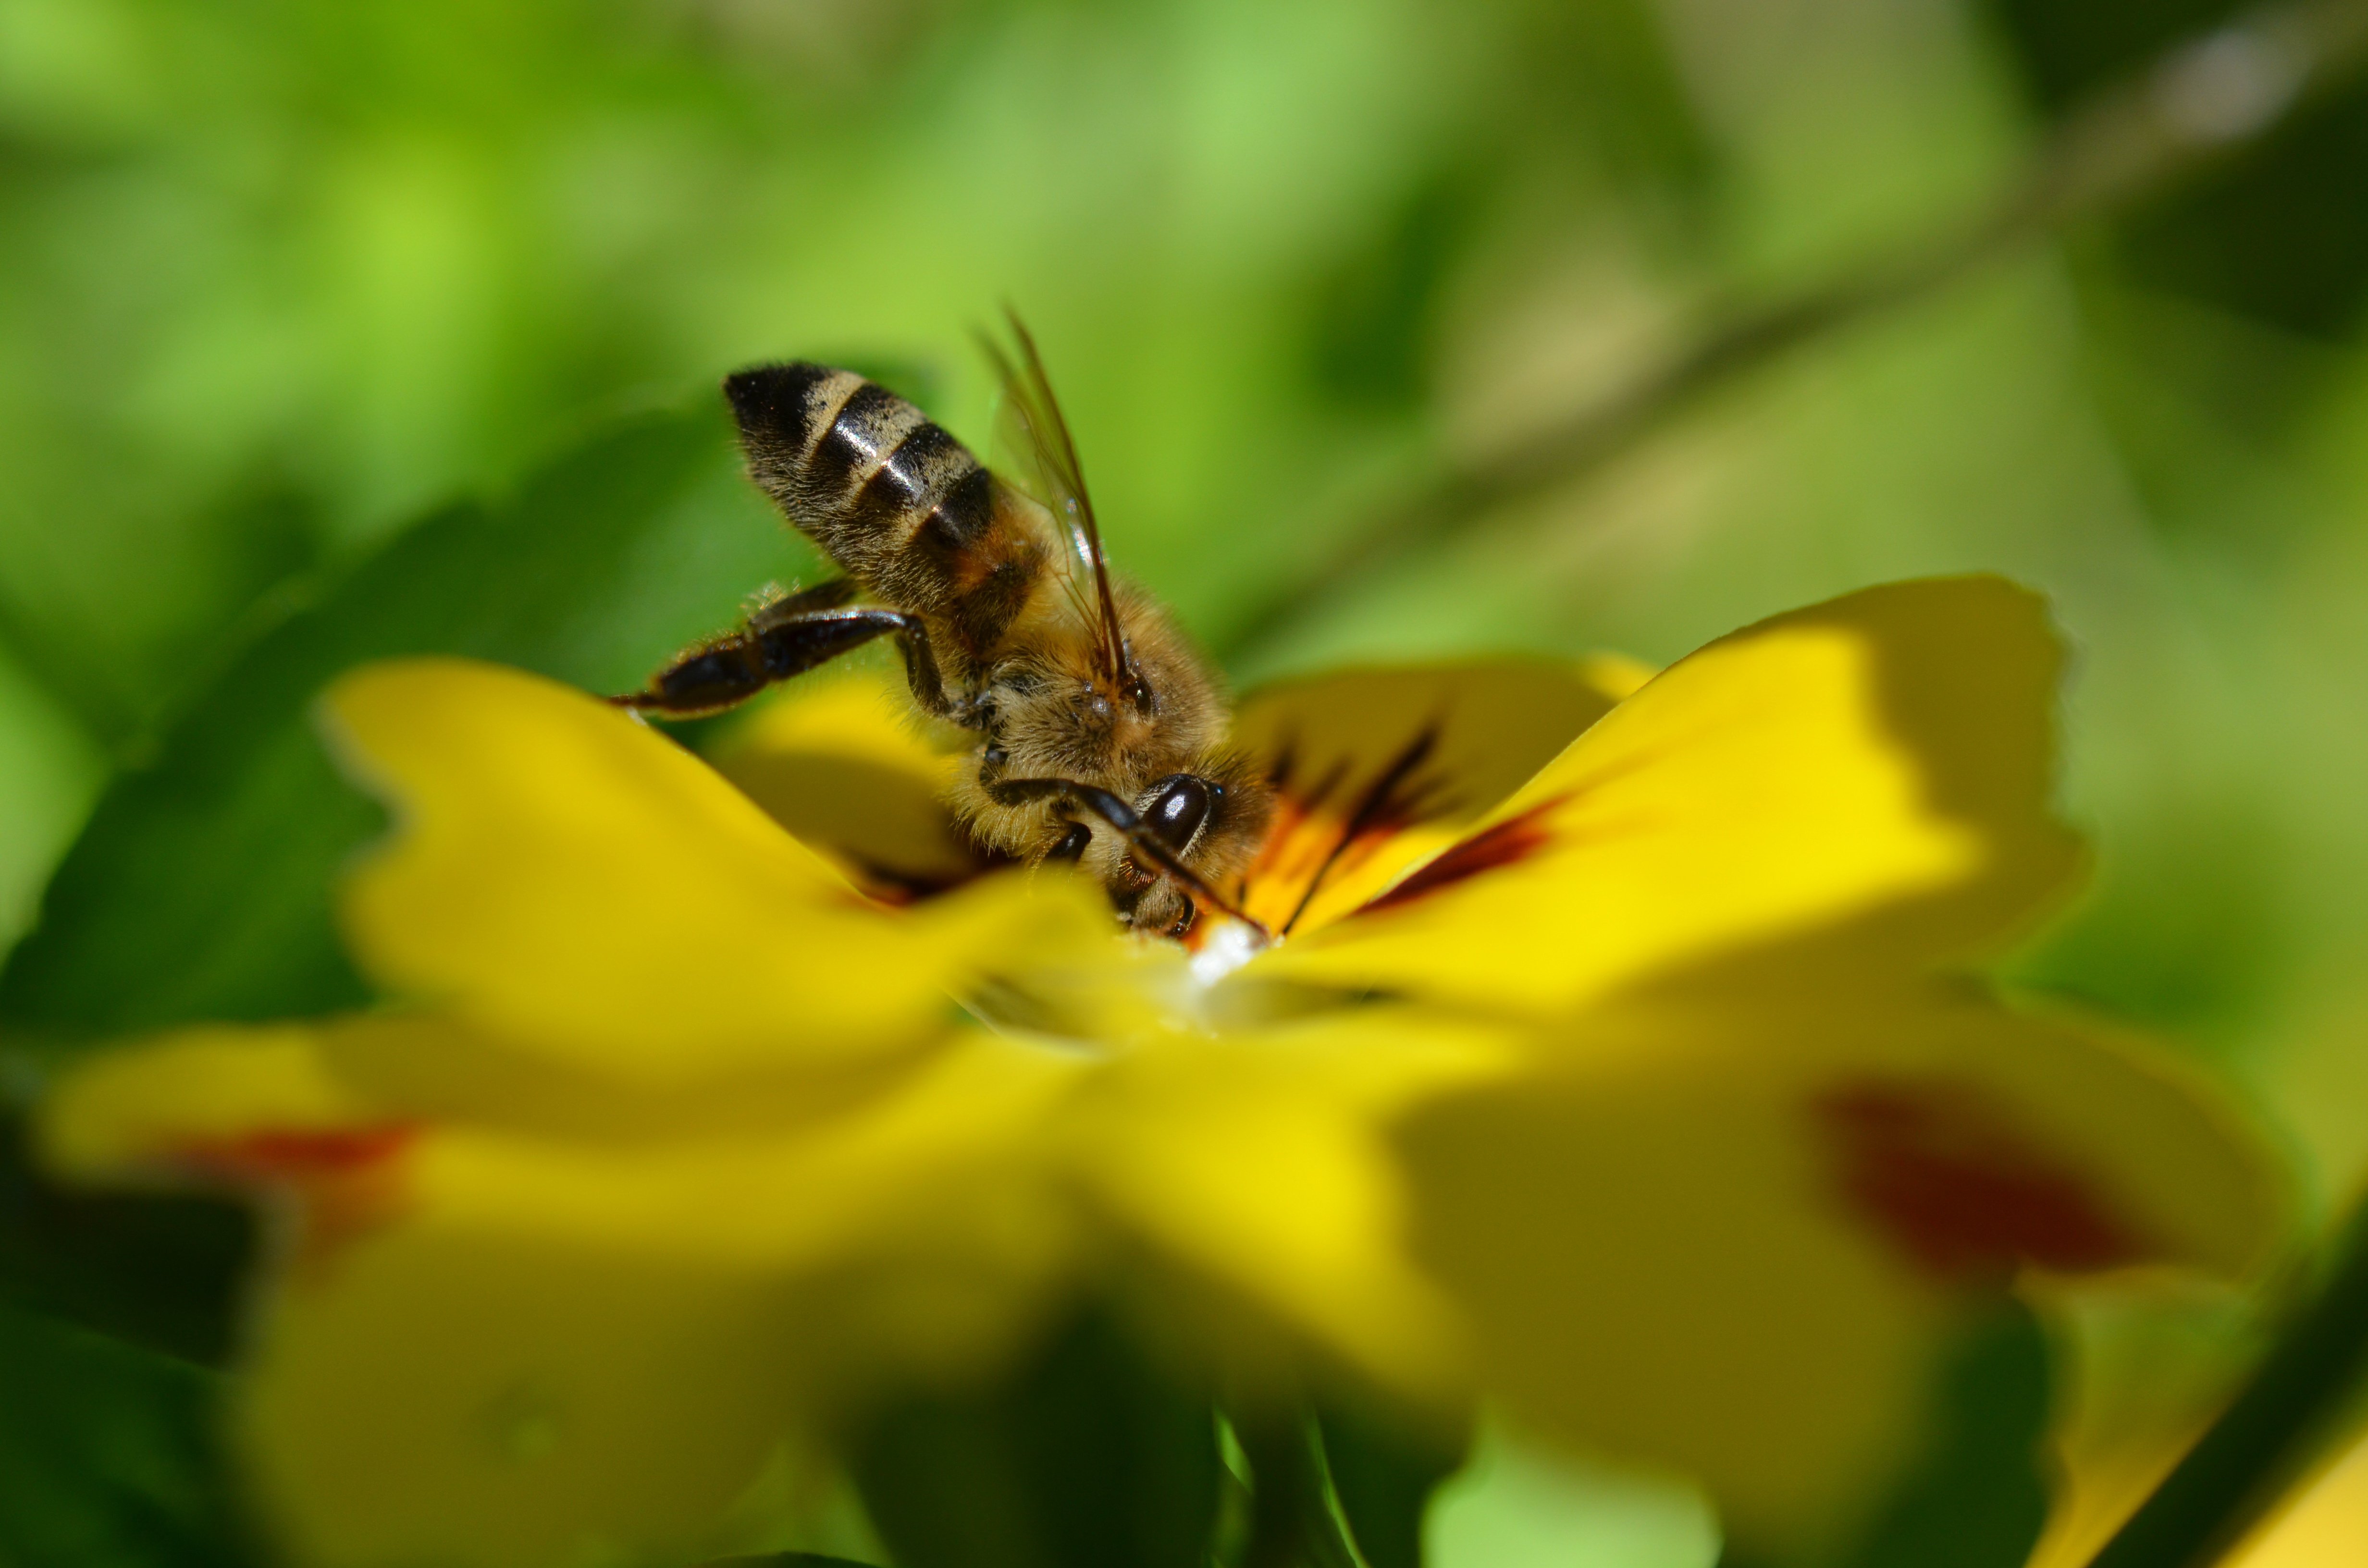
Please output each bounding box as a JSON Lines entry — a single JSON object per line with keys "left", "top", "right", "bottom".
{"left": 1104, "top": 750, "right": 1274, "bottom": 939}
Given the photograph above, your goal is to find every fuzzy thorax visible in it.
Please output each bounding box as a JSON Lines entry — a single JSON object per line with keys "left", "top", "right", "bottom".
{"left": 948, "top": 580, "right": 1272, "bottom": 934}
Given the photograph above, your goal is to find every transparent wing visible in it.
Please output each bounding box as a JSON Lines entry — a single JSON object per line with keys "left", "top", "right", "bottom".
{"left": 980, "top": 310, "right": 1132, "bottom": 688}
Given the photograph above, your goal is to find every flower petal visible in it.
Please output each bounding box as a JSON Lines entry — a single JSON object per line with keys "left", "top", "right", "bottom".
{"left": 325, "top": 658, "right": 1104, "bottom": 1084}
{"left": 1251, "top": 578, "right": 2083, "bottom": 1015}
{"left": 236, "top": 1189, "right": 823, "bottom": 1568}
{"left": 2023, "top": 1278, "right": 2257, "bottom": 1568}
{"left": 40, "top": 1022, "right": 380, "bottom": 1180}
{"left": 1394, "top": 962, "right": 2280, "bottom": 1552}
{"left": 2223, "top": 1424, "right": 2368, "bottom": 1568}
{"left": 708, "top": 663, "right": 994, "bottom": 904}
{"left": 1059, "top": 1010, "right": 1516, "bottom": 1404}
{"left": 1231, "top": 660, "right": 1641, "bottom": 937}
{"left": 41, "top": 1018, "right": 1087, "bottom": 1568}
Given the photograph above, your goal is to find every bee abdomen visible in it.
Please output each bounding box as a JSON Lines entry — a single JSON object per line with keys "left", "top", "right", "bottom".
{"left": 724, "top": 363, "right": 1043, "bottom": 654}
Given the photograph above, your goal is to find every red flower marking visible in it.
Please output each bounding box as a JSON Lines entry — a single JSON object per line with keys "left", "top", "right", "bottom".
{"left": 1247, "top": 725, "right": 1463, "bottom": 934}
{"left": 181, "top": 1125, "right": 419, "bottom": 1180}
{"left": 1817, "top": 1080, "right": 2145, "bottom": 1282}
{"left": 175, "top": 1123, "right": 420, "bottom": 1274}
{"left": 1358, "top": 794, "right": 1567, "bottom": 914}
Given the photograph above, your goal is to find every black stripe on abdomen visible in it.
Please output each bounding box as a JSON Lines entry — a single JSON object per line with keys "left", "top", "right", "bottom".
{"left": 794, "top": 382, "right": 900, "bottom": 507}
{"left": 725, "top": 363, "right": 1021, "bottom": 619}
{"left": 845, "top": 420, "right": 964, "bottom": 532}
{"left": 726, "top": 362, "right": 841, "bottom": 503}
{"left": 724, "top": 363, "right": 836, "bottom": 453}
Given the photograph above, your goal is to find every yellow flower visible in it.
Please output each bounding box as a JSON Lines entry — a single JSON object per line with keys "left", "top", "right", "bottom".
{"left": 38, "top": 577, "right": 2278, "bottom": 1568}
{"left": 2223, "top": 1422, "right": 2368, "bottom": 1568}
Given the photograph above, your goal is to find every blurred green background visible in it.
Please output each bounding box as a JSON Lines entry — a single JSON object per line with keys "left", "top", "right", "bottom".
{"left": 2, "top": 0, "right": 2368, "bottom": 1558}
{"left": 9, "top": 0, "right": 2366, "bottom": 1178}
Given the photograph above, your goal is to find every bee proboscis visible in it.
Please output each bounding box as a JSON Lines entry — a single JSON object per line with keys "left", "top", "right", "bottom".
{"left": 615, "top": 317, "right": 1274, "bottom": 940}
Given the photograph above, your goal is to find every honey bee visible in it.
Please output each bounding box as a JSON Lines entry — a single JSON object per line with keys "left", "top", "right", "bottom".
{"left": 615, "top": 318, "right": 1274, "bottom": 940}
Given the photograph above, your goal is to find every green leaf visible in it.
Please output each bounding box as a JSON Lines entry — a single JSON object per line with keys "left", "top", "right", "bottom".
{"left": 1836, "top": 1305, "right": 2051, "bottom": 1568}
{"left": 2087, "top": 1198, "right": 2368, "bottom": 1568}
{"left": 0, "top": 1118, "right": 249, "bottom": 1368}
{"left": 1717, "top": 1304, "right": 2051, "bottom": 1568}
{"left": 851, "top": 1315, "right": 1220, "bottom": 1568}
{"left": 1422, "top": 1429, "right": 1717, "bottom": 1568}
{"left": 0, "top": 400, "right": 814, "bottom": 1041}
{"left": 0, "top": 1298, "right": 259, "bottom": 1568}
{"left": 1318, "top": 1407, "right": 1468, "bottom": 1568}
{"left": 1230, "top": 1417, "right": 1360, "bottom": 1568}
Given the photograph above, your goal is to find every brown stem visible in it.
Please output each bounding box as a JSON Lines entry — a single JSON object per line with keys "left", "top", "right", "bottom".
{"left": 1217, "top": 0, "right": 2368, "bottom": 664}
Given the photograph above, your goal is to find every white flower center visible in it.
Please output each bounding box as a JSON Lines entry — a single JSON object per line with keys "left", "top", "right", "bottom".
{"left": 1187, "top": 918, "right": 1268, "bottom": 987}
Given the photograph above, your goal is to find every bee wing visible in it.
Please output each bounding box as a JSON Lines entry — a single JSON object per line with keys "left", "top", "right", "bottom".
{"left": 980, "top": 311, "right": 1132, "bottom": 687}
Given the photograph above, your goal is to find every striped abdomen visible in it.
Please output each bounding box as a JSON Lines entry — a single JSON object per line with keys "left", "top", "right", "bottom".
{"left": 724, "top": 364, "right": 1049, "bottom": 663}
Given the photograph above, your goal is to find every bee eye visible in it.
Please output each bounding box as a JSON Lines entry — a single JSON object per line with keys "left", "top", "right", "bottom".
{"left": 1143, "top": 774, "right": 1213, "bottom": 852}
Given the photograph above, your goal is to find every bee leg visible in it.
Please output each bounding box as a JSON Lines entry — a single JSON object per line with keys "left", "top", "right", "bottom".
{"left": 609, "top": 629, "right": 774, "bottom": 717}
{"left": 613, "top": 606, "right": 983, "bottom": 725}
{"left": 987, "top": 777, "right": 1268, "bottom": 937}
{"left": 611, "top": 583, "right": 859, "bottom": 717}
{"left": 748, "top": 576, "right": 858, "bottom": 629}
{"left": 824, "top": 609, "right": 986, "bottom": 727}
